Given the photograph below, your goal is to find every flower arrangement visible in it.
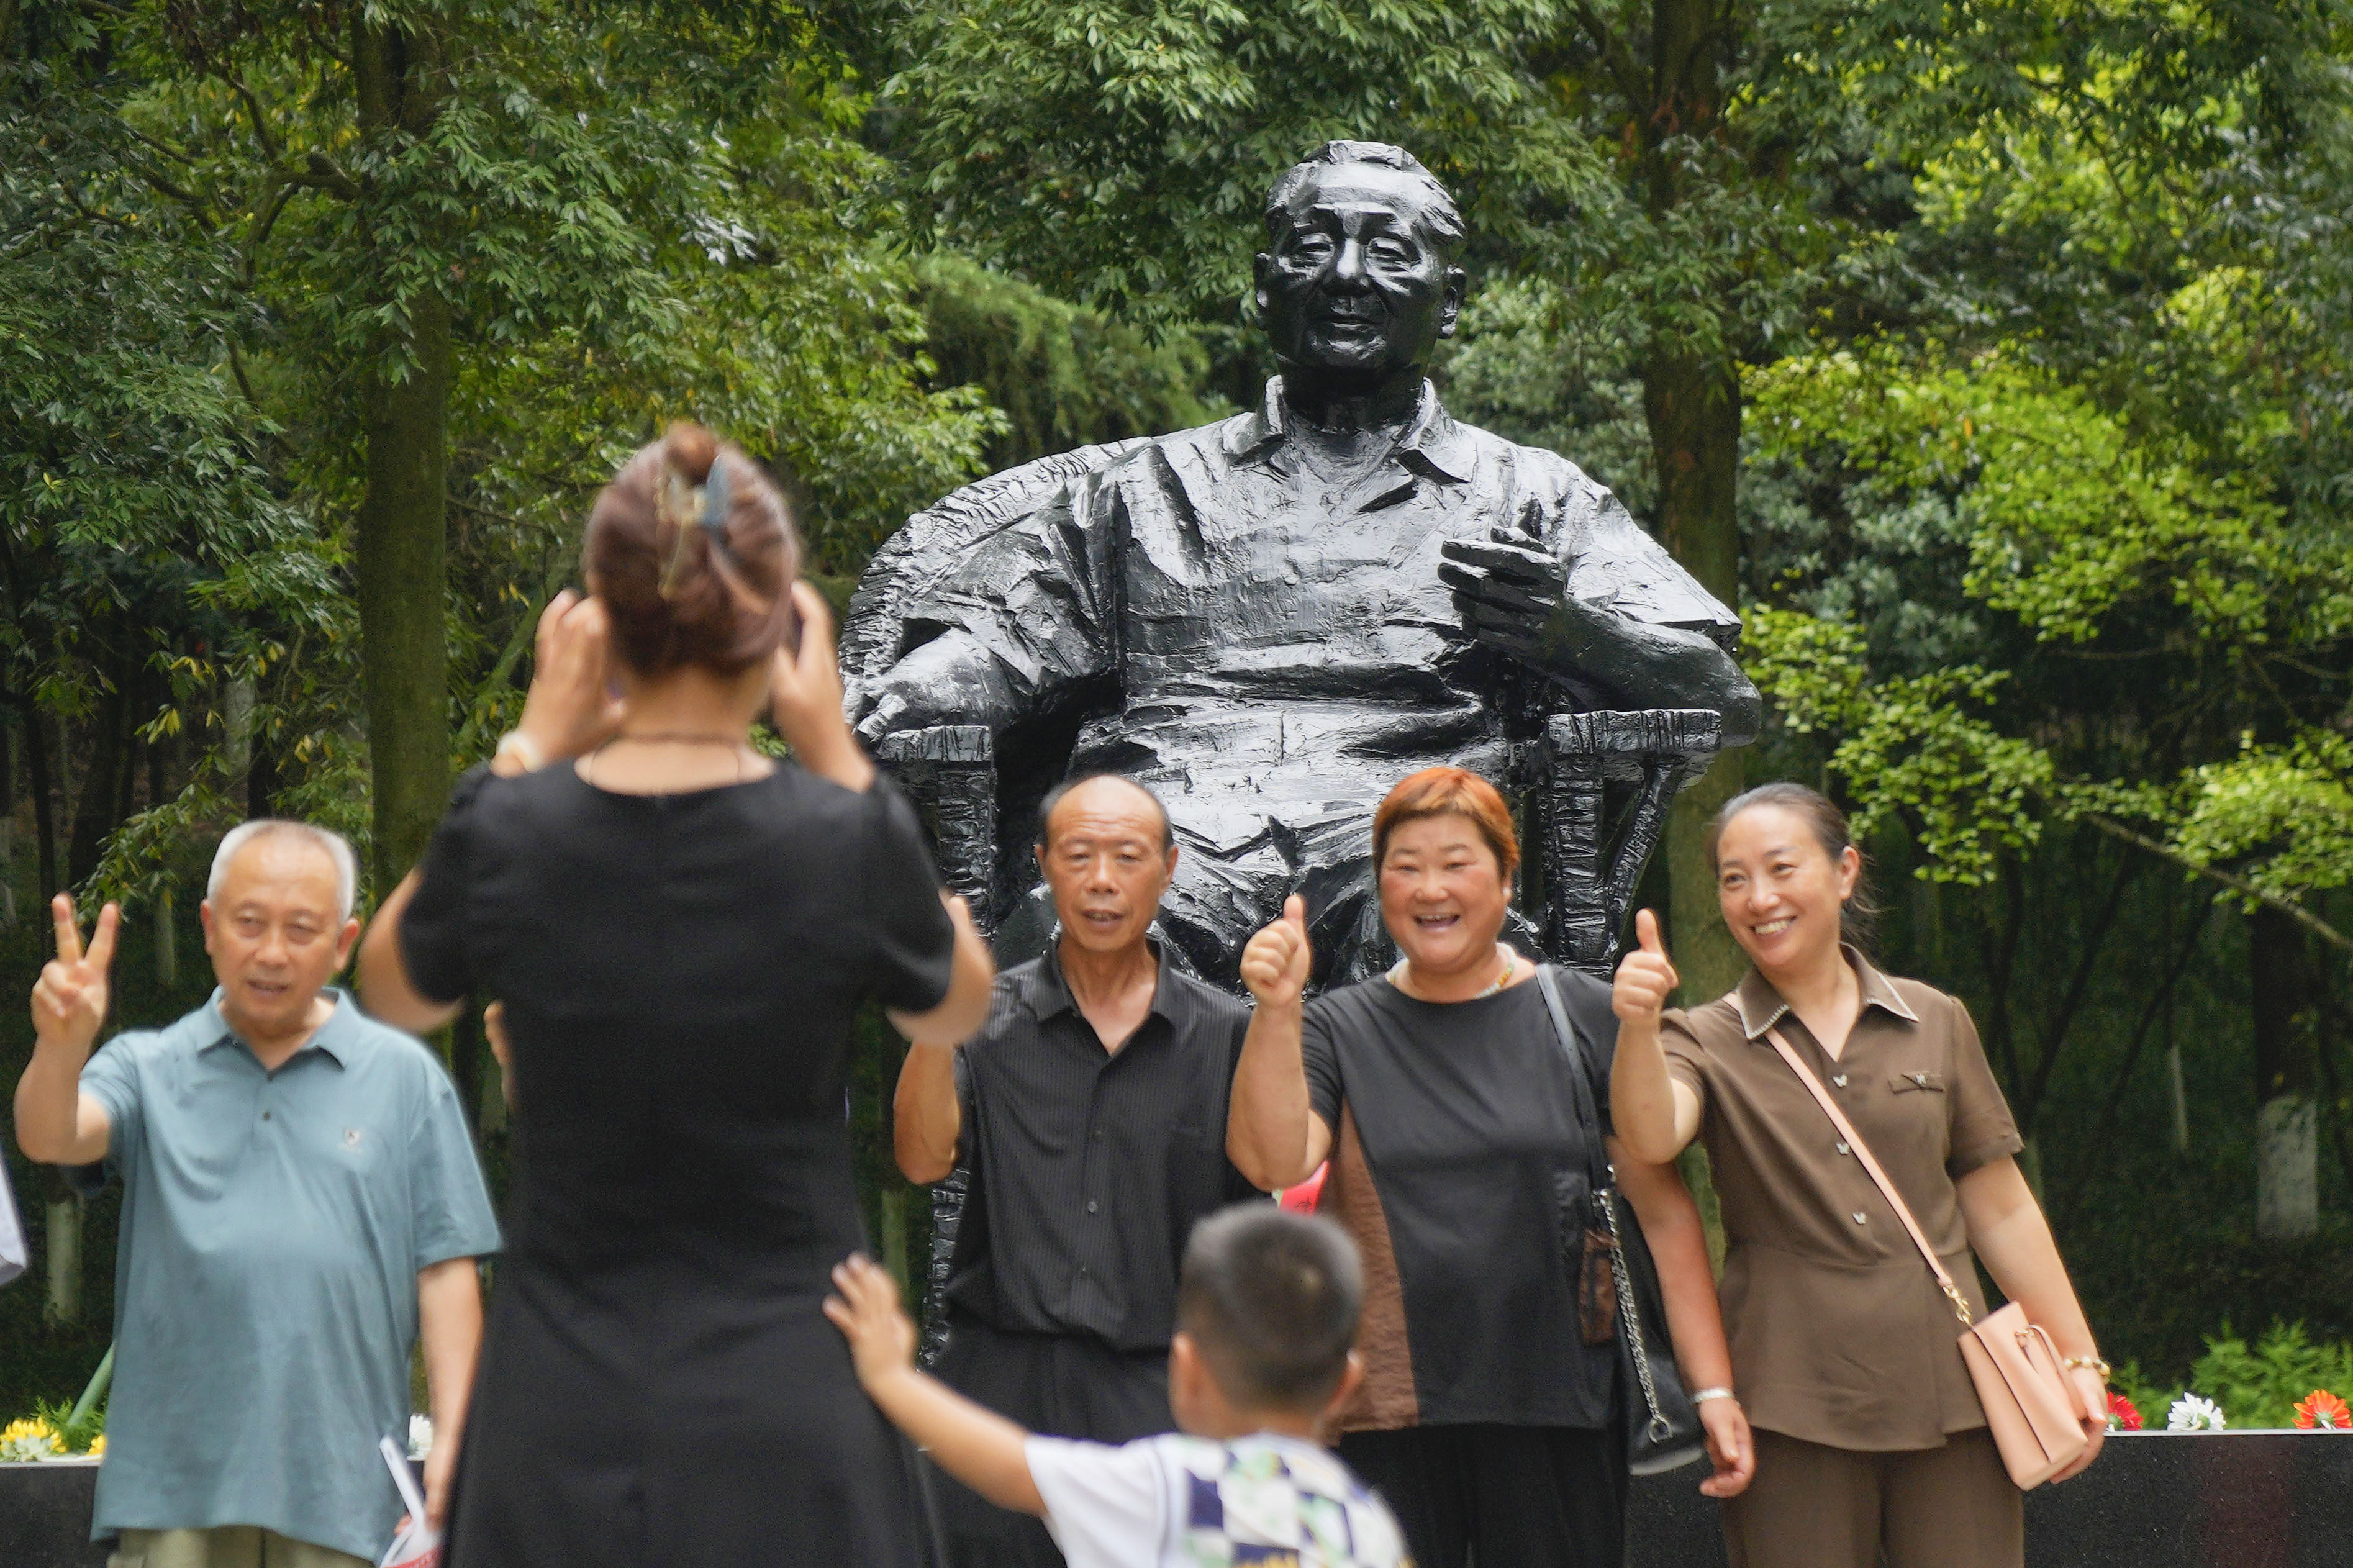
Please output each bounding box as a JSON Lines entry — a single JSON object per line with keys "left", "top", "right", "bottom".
{"left": 0, "top": 1399, "right": 106, "bottom": 1460}
{"left": 2293, "top": 1390, "right": 2350, "bottom": 1430}
{"left": 1, "top": 1416, "right": 63, "bottom": 1462}
{"left": 2167, "top": 1394, "right": 2227, "bottom": 1431}
{"left": 2104, "top": 1392, "right": 2142, "bottom": 1433}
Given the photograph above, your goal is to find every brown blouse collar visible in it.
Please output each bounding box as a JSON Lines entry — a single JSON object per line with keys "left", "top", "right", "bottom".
{"left": 1730, "top": 944, "right": 1920, "bottom": 1041}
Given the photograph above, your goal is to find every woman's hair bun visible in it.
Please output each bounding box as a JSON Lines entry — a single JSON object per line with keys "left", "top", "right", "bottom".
{"left": 662, "top": 421, "right": 719, "bottom": 486}
{"left": 584, "top": 422, "right": 801, "bottom": 678}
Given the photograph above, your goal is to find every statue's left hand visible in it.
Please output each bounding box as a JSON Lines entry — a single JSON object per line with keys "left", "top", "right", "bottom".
{"left": 1439, "top": 531, "right": 1597, "bottom": 667}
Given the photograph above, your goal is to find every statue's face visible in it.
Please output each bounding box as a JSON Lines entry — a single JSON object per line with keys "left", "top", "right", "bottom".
{"left": 1254, "top": 161, "right": 1466, "bottom": 379}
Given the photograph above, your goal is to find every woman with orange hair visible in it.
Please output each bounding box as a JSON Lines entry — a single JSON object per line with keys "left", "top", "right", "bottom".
{"left": 1226, "top": 766, "right": 1751, "bottom": 1567}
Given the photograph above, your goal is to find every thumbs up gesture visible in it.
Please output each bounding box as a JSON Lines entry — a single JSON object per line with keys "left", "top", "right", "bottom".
{"left": 1612, "top": 908, "right": 1678, "bottom": 1030}
{"left": 32, "top": 894, "right": 119, "bottom": 1059}
{"left": 1241, "top": 894, "right": 1313, "bottom": 1008}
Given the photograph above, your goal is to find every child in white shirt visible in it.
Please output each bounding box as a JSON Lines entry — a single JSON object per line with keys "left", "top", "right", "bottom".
{"left": 827, "top": 1205, "right": 1413, "bottom": 1568}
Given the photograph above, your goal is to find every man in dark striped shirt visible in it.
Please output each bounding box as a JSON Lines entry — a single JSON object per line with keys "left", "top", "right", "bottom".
{"left": 894, "top": 773, "right": 1265, "bottom": 1568}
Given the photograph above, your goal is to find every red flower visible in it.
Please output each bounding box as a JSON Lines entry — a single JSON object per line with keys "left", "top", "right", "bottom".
{"left": 2293, "top": 1390, "right": 2349, "bottom": 1430}
{"left": 2105, "top": 1392, "right": 2143, "bottom": 1431}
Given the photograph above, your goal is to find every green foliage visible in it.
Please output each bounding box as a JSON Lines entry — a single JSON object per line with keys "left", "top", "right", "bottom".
{"left": 887, "top": 0, "right": 1597, "bottom": 323}
{"left": 2119, "top": 1323, "right": 2353, "bottom": 1430}
{"left": 915, "top": 253, "right": 1222, "bottom": 470}
{"left": 1740, "top": 345, "right": 2352, "bottom": 937}
{"left": 29, "top": 1395, "right": 104, "bottom": 1454}
{"left": 1748, "top": 350, "right": 2283, "bottom": 646}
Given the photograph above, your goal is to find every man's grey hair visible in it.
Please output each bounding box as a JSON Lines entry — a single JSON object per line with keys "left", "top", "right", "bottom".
{"left": 1263, "top": 140, "right": 1467, "bottom": 256}
{"left": 208, "top": 820, "right": 361, "bottom": 922}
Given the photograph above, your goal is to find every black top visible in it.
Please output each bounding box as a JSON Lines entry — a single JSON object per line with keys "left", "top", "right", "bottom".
{"left": 1303, "top": 966, "right": 1620, "bottom": 1430}
{"left": 399, "top": 763, "right": 955, "bottom": 1568}
{"left": 945, "top": 942, "right": 1260, "bottom": 1351}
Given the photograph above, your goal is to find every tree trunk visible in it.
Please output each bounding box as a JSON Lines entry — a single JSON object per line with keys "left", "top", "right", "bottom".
{"left": 2251, "top": 905, "right": 2318, "bottom": 1240}
{"left": 1649, "top": 349, "right": 1747, "bottom": 1005}
{"left": 1634, "top": 0, "right": 1746, "bottom": 1005}
{"left": 25, "top": 705, "right": 59, "bottom": 899}
{"left": 352, "top": 16, "right": 457, "bottom": 899}
{"left": 66, "top": 666, "right": 129, "bottom": 887}
{"left": 44, "top": 1184, "right": 81, "bottom": 1326}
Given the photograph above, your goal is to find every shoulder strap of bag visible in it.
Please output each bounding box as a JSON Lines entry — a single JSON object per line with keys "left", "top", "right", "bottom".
{"left": 1761, "top": 1025, "right": 1975, "bottom": 1328}
{"left": 1535, "top": 964, "right": 1613, "bottom": 1189}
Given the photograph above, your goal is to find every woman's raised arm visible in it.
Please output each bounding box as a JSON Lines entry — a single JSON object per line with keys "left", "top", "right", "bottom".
{"left": 1610, "top": 910, "right": 1702, "bottom": 1165}
{"left": 1225, "top": 896, "right": 1332, "bottom": 1192}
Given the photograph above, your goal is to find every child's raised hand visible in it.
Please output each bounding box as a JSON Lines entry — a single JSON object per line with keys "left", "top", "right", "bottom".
{"left": 824, "top": 1254, "right": 917, "bottom": 1390}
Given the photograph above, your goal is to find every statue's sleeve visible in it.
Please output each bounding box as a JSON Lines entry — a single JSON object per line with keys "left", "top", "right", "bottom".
{"left": 842, "top": 443, "right": 1142, "bottom": 730}
{"left": 1541, "top": 465, "right": 1743, "bottom": 651}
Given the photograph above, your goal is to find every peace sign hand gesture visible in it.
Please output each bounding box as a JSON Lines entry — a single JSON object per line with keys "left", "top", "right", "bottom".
{"left": 32, "top": 894, "right": 119, "bottom": 1060}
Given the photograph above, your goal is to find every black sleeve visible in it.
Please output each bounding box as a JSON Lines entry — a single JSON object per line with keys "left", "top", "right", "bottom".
{"left": 399, "top": 765, "right": 492, "bottom": 1006}
{"left": 1301, "top": 996, "right": 1343, "bottom": 1131}
{"left": 861, "top": 777, "right": 957, "bottom": 1013}
{"left": 1557, "top": 967, "right": 1619, "bottom": 1138}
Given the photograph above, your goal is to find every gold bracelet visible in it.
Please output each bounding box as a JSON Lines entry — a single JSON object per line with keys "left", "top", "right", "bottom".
{"left": 2062, "top": 1355, "right": 2111, "bottom": 1379}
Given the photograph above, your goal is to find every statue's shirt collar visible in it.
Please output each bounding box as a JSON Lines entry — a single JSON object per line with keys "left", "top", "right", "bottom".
{"left": 1222, "top": 376, "right": 1478, "bottom": 485}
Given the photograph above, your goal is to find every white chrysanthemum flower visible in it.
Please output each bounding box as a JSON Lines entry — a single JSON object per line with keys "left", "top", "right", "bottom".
{"left": 2166, "top": 1394, "right": 2226, "bottom": 1431}
{"left": 408, "top": 1414, "right": 435, "bottom": 1460}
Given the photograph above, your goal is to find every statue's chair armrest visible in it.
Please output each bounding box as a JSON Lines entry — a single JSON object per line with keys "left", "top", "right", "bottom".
{"left": 1535, "top": 709, "right": 1722, "bottom": 974}
{"left": 869, "top": 723, "right": 995, "bottom": 1368}
{"left": 871, "top": 725, "right": 999, "bottom": 938}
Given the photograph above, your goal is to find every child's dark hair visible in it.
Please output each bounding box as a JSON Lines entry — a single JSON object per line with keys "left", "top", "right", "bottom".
{"left": 1176, "top": 1205, "right": 1362, "bottom": 1413}
{"left": 1703, "top": 781, "right": 1882, "bottom": 949}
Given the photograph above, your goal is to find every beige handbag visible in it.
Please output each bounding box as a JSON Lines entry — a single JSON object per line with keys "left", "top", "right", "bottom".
{"left": 1764, "top": 1026, "right": 2092, "bottom": 1489}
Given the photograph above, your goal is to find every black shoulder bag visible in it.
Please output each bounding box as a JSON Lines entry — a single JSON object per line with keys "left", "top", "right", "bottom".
{"left": 1534, "top": 964, "right": 1707, "bottom": 1476}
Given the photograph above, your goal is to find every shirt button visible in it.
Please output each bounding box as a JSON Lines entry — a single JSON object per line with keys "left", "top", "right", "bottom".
{"left": 1092, "top": 1128, "right": 1103, "bottom": 1141}
{"left": 261, "top": 1111, "right": 272, "bottom": 1122}
{"left": 1853, "top": 1211, "right": 1868, "bottom": 1225}
{"left": 1836, "top": 1141, "right": 1850, "bottom": 1155}
{"left": 1086, "top": 1200, "right": 1100, "bottom": 1215}
{"left": 1832, "top": 1074, "right": 1849, "bottom": 1089}
{"left": 1912, "top": 1072, "right": 1928, "bottom": 1085}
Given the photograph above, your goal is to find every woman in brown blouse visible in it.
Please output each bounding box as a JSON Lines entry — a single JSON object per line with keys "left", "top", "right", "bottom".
{"left": 1610, "top": 782, "right": 2108, "bottom": 1568}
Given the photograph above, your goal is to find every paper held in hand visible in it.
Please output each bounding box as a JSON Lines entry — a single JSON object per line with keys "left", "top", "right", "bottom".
{"left": 377, "top": 1434, "right": 442, "bottom": 1568}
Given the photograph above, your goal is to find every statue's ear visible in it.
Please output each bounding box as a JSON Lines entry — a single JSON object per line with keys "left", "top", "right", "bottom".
{"left": 1439, "top": 265, "right": 1468, "bottom": 339}
{"left": 1249, "top": 251, "right": 1274, "bottom": 322}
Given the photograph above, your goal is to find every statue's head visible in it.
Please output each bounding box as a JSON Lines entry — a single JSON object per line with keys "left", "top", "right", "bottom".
{"left": 1253, "top": 142, "right": 1469, "bottom": 382}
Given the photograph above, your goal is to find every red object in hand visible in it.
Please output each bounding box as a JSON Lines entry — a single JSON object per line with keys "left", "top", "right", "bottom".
{"left": 2105, "top": 1392, "right": 2142, "bottom": 1431}
{"left": 1279, "top": 1162, "right": 1328, "bottom": 1214}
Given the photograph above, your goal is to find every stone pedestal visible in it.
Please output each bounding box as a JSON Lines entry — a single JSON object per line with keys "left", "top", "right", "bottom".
{"left": 7, "top": 1432, "right": 2351, "bottom": 1567}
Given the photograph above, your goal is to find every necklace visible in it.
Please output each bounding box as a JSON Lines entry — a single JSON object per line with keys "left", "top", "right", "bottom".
{"left": 1388, "top": 943, "right": 1517, "bottom": 1002}
{"left": 584, "top": 730, "right": 757, "bottom": 788}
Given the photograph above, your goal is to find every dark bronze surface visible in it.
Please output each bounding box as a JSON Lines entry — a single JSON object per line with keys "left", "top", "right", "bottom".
{"left": 845, "top": 142, "right": 1759, "bottom": 990}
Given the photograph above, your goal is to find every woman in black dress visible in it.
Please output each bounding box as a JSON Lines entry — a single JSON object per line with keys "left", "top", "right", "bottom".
{"left": 358, "top": 424, "right": 995, "bottom": 1567}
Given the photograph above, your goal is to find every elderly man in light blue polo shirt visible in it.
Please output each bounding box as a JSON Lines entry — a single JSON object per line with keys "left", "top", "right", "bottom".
{"left": 14, "top": 818, "right": 501, "bottom": 1568}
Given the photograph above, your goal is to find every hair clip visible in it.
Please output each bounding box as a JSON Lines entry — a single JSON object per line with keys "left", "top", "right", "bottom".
{"left": 658, "top": 455, "right": 735, "bottom": 601}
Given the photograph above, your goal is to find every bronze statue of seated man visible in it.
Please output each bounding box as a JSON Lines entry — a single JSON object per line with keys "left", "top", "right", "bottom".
{"left": 845, "top": 140, "right": 1759, "bottom": 987}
